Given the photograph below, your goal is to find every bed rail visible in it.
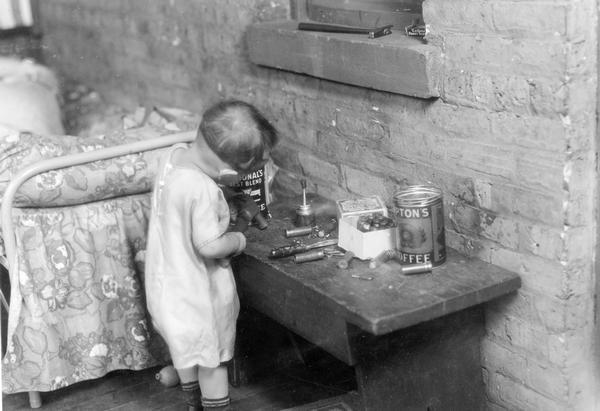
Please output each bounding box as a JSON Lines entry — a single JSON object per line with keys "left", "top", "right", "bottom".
{"left": 2, "top": 130, "right": 195, "bottom": 274}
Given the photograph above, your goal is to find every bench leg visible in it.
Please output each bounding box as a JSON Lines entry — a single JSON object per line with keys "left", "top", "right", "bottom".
{"left": 228, "top": 356, "right": 246, "bottom": 388}
{"left": 28, "top": 391, "right": 42, "bottom": 408}
{"left": 351, "top": 307, "right": 485, "bottom": 411}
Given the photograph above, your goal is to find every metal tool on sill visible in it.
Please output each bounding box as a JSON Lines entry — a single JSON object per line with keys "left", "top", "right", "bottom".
{"left": 295, "top": 179, "right": 315, "bottom": 227}
{"left": 269, "top": 238, "right": 338, "bottom": 259}
{"left": 297, "top": 22, "right": 393, "bottom": 39}
{"left": 404, "top": 18, "right": 427, "bottom": 38}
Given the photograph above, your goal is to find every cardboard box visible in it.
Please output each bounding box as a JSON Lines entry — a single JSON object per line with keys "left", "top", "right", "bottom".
{"left": 338, "top": 216, "right": 397, "bottom": 260}
{"left": 336, "top": 196, "right": 387, "bottom": 219}
{"left": 336, "top": 196, "right": 397, "bottom": 260}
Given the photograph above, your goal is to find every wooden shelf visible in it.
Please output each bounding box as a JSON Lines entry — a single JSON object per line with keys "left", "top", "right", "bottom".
{"left": 247, "top": 20, "right": 441, "bottom": 99}
{"left": 237, "top": 198, "right": 521, "bottom": 337}
{"left": 233, "top": 197, "right": 521, "bottom": 410}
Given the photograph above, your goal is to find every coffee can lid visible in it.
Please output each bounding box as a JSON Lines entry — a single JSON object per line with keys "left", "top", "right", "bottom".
{"left": 394, "top": 185, "right": 442, "bottom": 207}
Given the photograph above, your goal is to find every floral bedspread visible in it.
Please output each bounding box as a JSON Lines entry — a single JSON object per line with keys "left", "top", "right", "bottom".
{"left": 0, "top": 110, "right": 199, "bottom": 393}
{"left": 2, "top": 194, "right": 170, "bottom": 393}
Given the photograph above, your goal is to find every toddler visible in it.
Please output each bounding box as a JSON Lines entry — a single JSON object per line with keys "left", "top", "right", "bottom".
{"left": 145, "top": 100, "right": 278, "bottom": 410}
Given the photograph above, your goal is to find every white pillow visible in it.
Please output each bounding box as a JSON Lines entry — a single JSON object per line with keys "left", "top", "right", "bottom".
{"left": 0, "top": 57, "right": 64, "bottom": 135}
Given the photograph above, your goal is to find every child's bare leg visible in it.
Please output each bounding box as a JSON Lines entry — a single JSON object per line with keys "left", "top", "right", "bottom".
{"left": 177, "top": 366, "right": 201, "bottom": 410}
{"left": 198, "top": 365, "right": 231, "bottom": 409}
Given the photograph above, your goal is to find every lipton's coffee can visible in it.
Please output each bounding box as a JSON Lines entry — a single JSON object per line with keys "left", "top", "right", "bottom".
{"left": 393, "top": 185, "right": 446, "bottom": 266}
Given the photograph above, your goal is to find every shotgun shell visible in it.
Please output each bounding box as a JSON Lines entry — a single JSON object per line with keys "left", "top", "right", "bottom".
{"left": 401, "top": 262, "right": 433, "bottom": 275}
{"left": 337, "top": 251, "right": 355, "bottom": 269}
{"left": 253, "top": 212, "right": 269, "bottom": 230}
{"left": 294, "top": 249, "right": 325, "bottom": 263}
{"left": 285, "top": 226, "right": 313, "bottom": 238}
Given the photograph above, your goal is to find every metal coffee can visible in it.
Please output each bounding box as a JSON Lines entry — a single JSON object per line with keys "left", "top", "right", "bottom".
{"left": 394, "top": 185, "right": 446, "bottom": 266}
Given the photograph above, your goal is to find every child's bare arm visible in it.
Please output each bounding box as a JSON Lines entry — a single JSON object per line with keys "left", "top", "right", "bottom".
{"left": 196, "top": 231, "right": 246, "bottom": 260}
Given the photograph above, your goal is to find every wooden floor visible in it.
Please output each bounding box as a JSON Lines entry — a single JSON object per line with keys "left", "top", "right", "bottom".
{"left": 2, "top": 352, "right": 360, "bottom": 411}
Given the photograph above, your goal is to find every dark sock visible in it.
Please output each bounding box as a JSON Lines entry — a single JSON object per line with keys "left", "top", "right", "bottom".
{"left": 201, "top": 395, "right": 231, "bottom": 409}
{"left": 181, "top": 380, "right": 201, "bottom": 409}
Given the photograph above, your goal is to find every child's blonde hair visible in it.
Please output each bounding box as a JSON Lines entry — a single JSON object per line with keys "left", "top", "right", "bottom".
{"left": 199, "top": 100, "right": 278, "bottom": 173}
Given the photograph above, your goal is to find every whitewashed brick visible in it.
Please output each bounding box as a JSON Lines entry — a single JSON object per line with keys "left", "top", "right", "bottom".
{"left": 488, "top": 247, "right": 574, "bottom": 297}
{"left": 490, "top": 112, "right": 565, "bottom": 153}
{"left": 485, "top": 288, "right": 565, "bottom": 332}
{"left": 499, "top": 186, "right": 563, "bottom": 226}
{"left": 563, "top": 227, "right": 595, "bottom": 262}
{"left": 518, "top": 224, "right": 564, "bottom": 260}
{"left": 446, "top": 139, "right": 516, "bottom": 179}
{"left": 515, "top": 152, "right": 565, "bottom": 193}
{"left": 486, "top": 372, "right": 568, "bottom": 411}
{"left": 341, "top": 165, "right": 389, "bottom": 199}
{"left": 425, "top": 1, "right": 568, "bottom": 38}
{"left": 443, "top": 33, "right": 567, "bottom": 77}
{"left": 298, "top": 152, "right": 340, "bottom": 185}
{"left": 482, "top": 337, "right": 568, "bottom": 399}
{"left": 480, "top": 213, "right": 520, "bottom": 249}
{"left": 484, "top": 311, "right": 568, "bottom": 366}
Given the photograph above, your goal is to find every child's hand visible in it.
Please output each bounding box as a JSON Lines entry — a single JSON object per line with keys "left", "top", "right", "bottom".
{"left": 216, "top": 233, "right": 246, "bottom": 268}
{"left": 230, "top": 231, "right": 247, "bottom": 256}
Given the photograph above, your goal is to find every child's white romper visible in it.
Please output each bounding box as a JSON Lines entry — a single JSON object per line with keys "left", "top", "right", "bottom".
{"left": 145, "top": 144, "right": 239, "bottom": 369}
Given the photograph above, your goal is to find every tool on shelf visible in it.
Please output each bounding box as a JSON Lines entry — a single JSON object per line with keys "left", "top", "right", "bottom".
{"left": 269, "top": 238, "right": 338, "bottom": 259}
{"left": 351, "top": 274, "right": 374, "bottom": 281}
{"left": 297, "top": 22, "right": 393, "bottom": 39}
{"left": 399, "top": 261, "right": 433, "bottom": 275}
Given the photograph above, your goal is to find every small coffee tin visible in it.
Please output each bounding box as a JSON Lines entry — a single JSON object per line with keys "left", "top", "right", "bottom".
{"left": 394, "top": 185, "right": 446, "bottom": 266}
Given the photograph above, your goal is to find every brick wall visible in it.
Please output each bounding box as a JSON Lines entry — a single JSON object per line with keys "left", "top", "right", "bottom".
{"left": 37, "top": 0, "right": 599, "bottom": 409}
{"left": 0, "top": 31, "right": 43, "bottom": 61}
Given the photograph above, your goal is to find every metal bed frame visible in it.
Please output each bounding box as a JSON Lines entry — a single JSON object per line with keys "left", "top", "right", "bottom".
{"left": 1, "top": 130, "right": 195, "bottom": 408}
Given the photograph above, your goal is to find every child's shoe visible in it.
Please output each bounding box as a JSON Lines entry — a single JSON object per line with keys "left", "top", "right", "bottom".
{"left": 201, "top": 396, "right": 232, "bottom": 410}
{"left": 181, "top": 381, "right": 201, "bottom": 410}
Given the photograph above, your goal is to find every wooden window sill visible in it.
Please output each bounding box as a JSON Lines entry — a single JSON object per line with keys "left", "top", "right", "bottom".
{"left": 247, "top": 20, "right": 441, "bottom": 99}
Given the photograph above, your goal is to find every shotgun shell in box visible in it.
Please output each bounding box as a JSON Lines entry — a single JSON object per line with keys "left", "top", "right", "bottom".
{"left": 336, "top": 196, "right": 395, "bottom": 260}
{"left": 394, "top": 185, "right": 446, "bottom": 266}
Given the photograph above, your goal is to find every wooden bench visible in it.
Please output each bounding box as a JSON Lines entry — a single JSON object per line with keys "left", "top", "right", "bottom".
{"left": 233, "top": 198, "right": 521, "bottom": 411}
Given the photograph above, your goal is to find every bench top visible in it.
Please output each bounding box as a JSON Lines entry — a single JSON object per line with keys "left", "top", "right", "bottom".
{"left": 241, "top": 197, "right": 521, "bottom": 336}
